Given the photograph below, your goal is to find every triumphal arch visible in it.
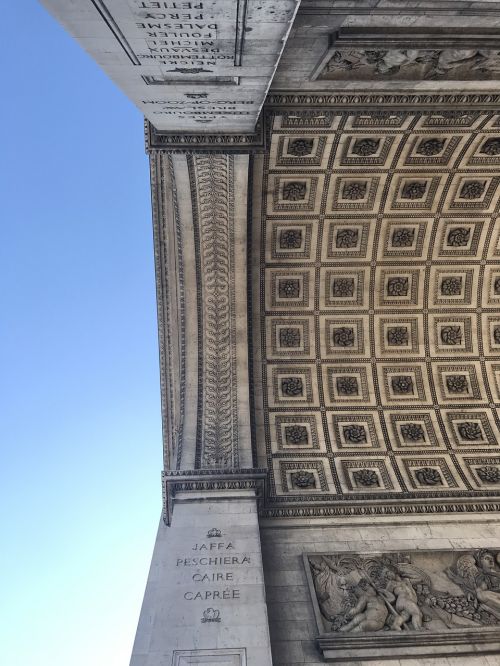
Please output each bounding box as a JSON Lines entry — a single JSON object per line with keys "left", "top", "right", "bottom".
{"left": 41, "top": 1, "right": 500, "bottom": 663}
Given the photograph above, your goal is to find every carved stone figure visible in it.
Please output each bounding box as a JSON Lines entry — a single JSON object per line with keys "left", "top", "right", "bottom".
{"left": 448, "top": 550, "right": 500, "bottom": 619}
{"left": 384, "top": 570, "right": 424, "bottom": 630}
{"left": 308, "top": 549, "right": 500, "bottom": 638}
{"left": 339, "top": 581, "right": 389, "bottom": 632}
{"left": 494, "top": 326, "right": 500, "bottom": 345}
{"left": 494, "top": 277, "right": 500, "bottom": 295}
{"left": 324, "top": 48, "right": 500, "bottom": 81}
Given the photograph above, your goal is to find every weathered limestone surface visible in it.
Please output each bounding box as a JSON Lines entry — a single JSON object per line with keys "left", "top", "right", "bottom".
{"left": 273, "top": 0, "right": 500, "bottom": 92}
{"left": 40, "top": 0, "right": 300, "bottom": 132}
{"left": 261, "top": 517, "right": 500, "bottom": 664}
{"left": 38, "top": 2, "right": 500, "bottom": 664}
{"left": 130, "top": 491, "right": 272, "bottom": 666}
{"left": 150, "top": 151, "right": 253, "bottom": 471}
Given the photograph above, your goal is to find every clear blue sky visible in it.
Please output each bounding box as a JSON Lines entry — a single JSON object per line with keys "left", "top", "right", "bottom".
{"left": 1, "top": 3, "right": 161, "bottom": 665}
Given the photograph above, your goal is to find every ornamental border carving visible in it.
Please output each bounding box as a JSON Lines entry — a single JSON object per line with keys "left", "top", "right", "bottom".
{"left": 188, "top": 156, "right": 240, "bottom": 469}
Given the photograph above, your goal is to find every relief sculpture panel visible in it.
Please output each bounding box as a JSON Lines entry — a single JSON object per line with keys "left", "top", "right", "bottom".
{"left": 305, "top": 549, "right": 500, "bottom": 660}
{"left": 320, "top": 49, "right": 500, "bottom": 81}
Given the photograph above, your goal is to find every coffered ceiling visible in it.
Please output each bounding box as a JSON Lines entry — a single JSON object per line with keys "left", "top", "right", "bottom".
{"left": 251, "top": 108, "right": 500, "bottom": 517}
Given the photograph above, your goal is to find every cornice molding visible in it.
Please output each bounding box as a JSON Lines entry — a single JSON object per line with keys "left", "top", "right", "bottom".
{"left": 162, "top": 468, "right": 267, "bottom": 525}
{"left": 265, "top": 91, "right": 500, "bottom": 110}
{"left": 145, "top": 120, "right": 266, "bottom": 154}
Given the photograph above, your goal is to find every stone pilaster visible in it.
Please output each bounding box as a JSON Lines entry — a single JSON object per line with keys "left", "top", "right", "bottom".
{"left": 131, "top": 150, "right": 272, "bottom": 665}
{"left": 150, "top": 151, "right": 253, "bottom": 473}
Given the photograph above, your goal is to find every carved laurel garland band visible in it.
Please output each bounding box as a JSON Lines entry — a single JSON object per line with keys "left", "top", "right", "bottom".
{"left": 188, "top": 155, "right": 239, "bottom": 468}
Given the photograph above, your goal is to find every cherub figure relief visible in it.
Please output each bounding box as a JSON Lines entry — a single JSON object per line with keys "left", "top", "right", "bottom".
{"left": 338, "top": 580, "right": 389, "bottom": 633}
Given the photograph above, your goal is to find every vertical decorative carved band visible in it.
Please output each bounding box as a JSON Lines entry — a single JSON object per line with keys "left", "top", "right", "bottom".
{"left": 189, "top": 156, "right": 239, "bottom": 468}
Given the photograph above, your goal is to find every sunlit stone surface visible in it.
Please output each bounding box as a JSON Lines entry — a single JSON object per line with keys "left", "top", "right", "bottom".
{"left": 40, "top": 1, "right": 500, "bottom": 663}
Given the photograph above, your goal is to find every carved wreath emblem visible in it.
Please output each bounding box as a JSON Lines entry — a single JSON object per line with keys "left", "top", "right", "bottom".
{"left": 201, "top": 608, "right": 221, "bottom": 623}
